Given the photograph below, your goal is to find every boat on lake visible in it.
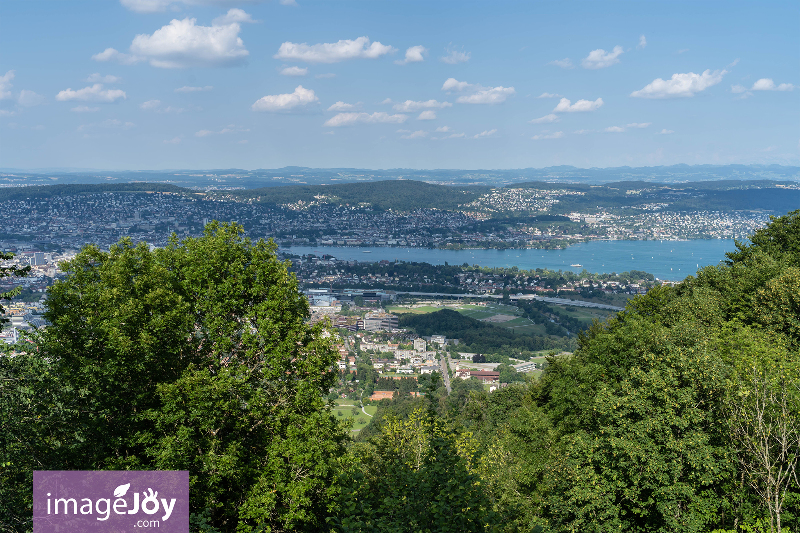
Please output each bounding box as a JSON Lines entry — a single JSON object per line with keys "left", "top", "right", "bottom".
{"left": 570, "top": 263, "right": 582, "bottom": 267}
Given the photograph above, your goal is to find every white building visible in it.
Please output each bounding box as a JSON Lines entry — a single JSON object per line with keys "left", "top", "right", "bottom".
{"left": 413, "top": 338, "right": 426, "bottom": 352}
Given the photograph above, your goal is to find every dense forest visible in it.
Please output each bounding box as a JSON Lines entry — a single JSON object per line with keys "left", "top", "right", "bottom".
{"left": 2, "top": 213, "right": 799, "bottom": 532}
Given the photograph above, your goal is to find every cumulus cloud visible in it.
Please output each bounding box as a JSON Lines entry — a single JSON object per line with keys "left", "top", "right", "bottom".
{"left": 71, "top": 105, "right": 100, "bottom": 113}
{"left": 627, "top": 122, "right": 651, "bottom": 128}
{"left": 473, "top": 129, "right": 497, "bottom": 139}
{"left": 56, "top": 84, "right": 127, "bottom": 103}
{"left": 537, "top": 92, "right": 562, "bottom": 98}
{"left": 140, "top": 99, "right": 161, "bottom": 110}
{"left": 548, "top": 58, "right": 573, "bottom": 69}
{"left": 175, "top": 85, "right": 213, "bottom": 92}
{"left": 435, "top": 126, "right": 451, "bottom": 132}
{"left": 441, "top": 47, "right": 470, "bottom": 64}
{"left": 274, "top": 36, "right": 395, "bottom": 63}
{"left": 582, "top": 46, "right": 624, "bottom": 69}
{"left": 129, "top": 17, "right": 249, "bottom": 68}
{"left": 441, "top": 78, "right": 515, "bottom": 104}
{"left": 604, "top": 126, "right": 625, "bottom": 133}
{"left": 532, "top": 131, "right": 564, "bottom": 140}
{"left": 630, "top": 69, "right": 726, "bottom": 98}
{"left": 328, "top": 101, "right": 360, "bottom": 111}
{"left": 396, "top": 45, "right": 427, "bottom": 65}
{"left": 638, "top": 35, "right": 647, "bottom": 49}
{"left": 212, "top": 8, "right": 257, "bottom": 25}
{"left": 0, "top": 71, "right": 14, "bottom": 100}
{"left": 417, "top": 110, "right": 436, "bottom": 120}
{"left": 553, "top": 97, "right": 603, "bottom": 112}
{"left": 251, "top": 85, "right": 318, "bottom": 112}
{"left": 400, "top": 130, "right": 427, "bottom": 139}
{"left": 657, "top": 129, "right": 674, "bottom": 134}
{"left": 751, "top": 78, "right": 795, "bottom": 91}
{"left": 530, "top": 114, "right": 559, "bottom": 124}
{"left": 731, "top": 84, "right": 748, "bottom": 94}
{"left": 444, "top": 132, "right": 466, "bottom": 139}
{"left": 324, "top": 112, "right": 407, "bottom": 127}
{"left": 87, "top": 73, "right": 122, "bottom": 83}
{"left": 163, "top": 136, "right": 182, "bottom": 144}
{"left": 195, "top": 124, "right": 248, "bottom": 137}
{"left": 281, "top": 66, "right": 308, "bottom": 77}
{"left": 392, "top": 99, "right": 452, "bottom": 112}
{"left": 603, "top": 122, "right": 650, "bottom": 133}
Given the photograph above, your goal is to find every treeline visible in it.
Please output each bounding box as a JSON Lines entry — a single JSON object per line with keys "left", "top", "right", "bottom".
{"left": 226, "top": 179, "right": 490, "bottom": 211}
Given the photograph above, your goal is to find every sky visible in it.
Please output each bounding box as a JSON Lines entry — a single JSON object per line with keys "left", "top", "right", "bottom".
{"left": 1, "top": 0, "right": 798, "bottom": 170}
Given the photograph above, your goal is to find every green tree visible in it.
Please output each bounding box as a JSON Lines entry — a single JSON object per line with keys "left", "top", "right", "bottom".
{"left": 0, "top": 251, "right": 29, "bottom": 324}
{"left": 1, "top": 223, "right": 347, "bottom": 532}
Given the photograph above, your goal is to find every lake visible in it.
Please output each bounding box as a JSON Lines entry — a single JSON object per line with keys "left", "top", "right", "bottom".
{"left": 286, "top": 239, "right": 741, "bottom": 281}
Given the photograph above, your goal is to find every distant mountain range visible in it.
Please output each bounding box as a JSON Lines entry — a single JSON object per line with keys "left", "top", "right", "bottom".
{"left": 1, "top": 164, "right": 799, "bottom": 189}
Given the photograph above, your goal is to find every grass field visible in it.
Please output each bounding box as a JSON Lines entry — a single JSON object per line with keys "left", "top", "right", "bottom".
{"left": 332, "top": 399, "right": 377, "bottom": 433}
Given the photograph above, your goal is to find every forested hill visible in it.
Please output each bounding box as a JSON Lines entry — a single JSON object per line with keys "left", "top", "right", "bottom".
{"left": 0, "top": 182, "right": 192, "bottom": 202}
{"left": 223, "top": 180, "right": 491, "bottom": 211}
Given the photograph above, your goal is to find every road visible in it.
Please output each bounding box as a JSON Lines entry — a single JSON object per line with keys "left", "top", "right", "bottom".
{"left": 439, "top": 352, "right": 452, "bottom": 394}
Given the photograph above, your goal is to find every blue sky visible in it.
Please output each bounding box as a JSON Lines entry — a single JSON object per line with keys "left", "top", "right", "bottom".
{"left": 1, "top": 0, "right": 797, "bottom": 170}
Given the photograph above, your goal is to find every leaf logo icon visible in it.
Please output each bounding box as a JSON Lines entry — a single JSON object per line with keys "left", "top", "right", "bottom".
{"left": 114, "top": 483, "right": 131, "bottom": 498}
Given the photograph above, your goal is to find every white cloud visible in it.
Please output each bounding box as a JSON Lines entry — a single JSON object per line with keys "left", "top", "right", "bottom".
{"left": 194, "top": 124, "right": 247, "bottom": 137}
{"left": 315, "top": 73, "right": 336, "bottom": 79}
{"left": 553, "top": 97, "right": 603, "bottom": 112}
{"left": 280, "top": 0, "right": 297, "bottom": 5}
{"left": 401, "top": 130, "right": 427, "bottom": 139}
{"left": 441, "top": 48, "right": 470, "bottom": 64}
{"left": 128, "top": 17, "right": 249, "bottom": 68}
{"left": 444, "top": 132, "right": 466, "bottom": 139}
{"left": 442, "top": 78, "right": 514, "bottom": 104}
{"left": 324, "top": 112, "right": 407, "bottom": 127}
{"left": 604, "top": 126, "right": 625, "bottom": 133}
{"left": 281, "top": 66, "right": 308, "bottom": 77}
{"left": 163, "top": 136, "right": 182, "bottom": 144}
{"left": 87, "top": 73, "right": 122, "bottom": 84}
{"left": 393, "top": 99, "right": 452, "bottom": 112}
{"left": 582, "top": 45, "right": 624, "bottom": 69}
{"left": 530, "top": 114, "right": 559, "bottom": 124}
{"left": 0, "top": 70, "right": 14, "bottom": 100}
{"left": 417, "top": 110, "right": 436, "bottom": 120}
{"left": 638, "top": 35, "right": 647, "bottom": 49}
{"left": 327, "top": 101, "right": 360, "bottom": 111}
{"left": 435, "top": 126, "right": 451, "bottom": 132}
{"left": 251, "top": 85, "right": 318, "bottom": 112}
{"left": 92, "top": 48, "right": 144, "bottom": 65}
{"left": 71, "top": 105, "right": 100, "bottom": 113}
{"left": 657, "top": 129, "right": 674, "bottom": 134}
{"left": 731, "top": 84, "right": 748, "bottom": 94}
{"left": 532, "top": 131, "right": 564, "bottom": 140}
{"left": 458, "top": 86, "right": 515, "bottom": 104}
{"left": 573, "top": 129, "right": 592, "bottom": 135}
{"left": 274, "top": 36, "right": 395, "bottom": 63}
{"left": 175, "top": 85, "right": 213, "bottom": 93}
{"left": 212, "top": 8, "right": 257, "bottom": 25}
{"left": 442, "top": 78, "right": 472, "bottom": 92}
{"left": 537, "top": 92, "right": 562, "bottom": 98}
{"left": 18, "top": 90, "right": 45, "bottom": 107}
{"left": 473, "top": 129, "right": 497, "bottom": 139}
{"left": 195, "top": 129, "right": 213, "bottom": 137}
{"left": 140, "top": 99, "right": 161, "bottom": 110}
{"left": 751, "top": 78, "right": 795, "bottom": 91}
{"left": 396, "top": 45, "right": 427, "bottom": 65}
{"left": 56, "top": 84, "right": 127, "bottom": 103}
{"left": 549, "top": 58, "right": 573, "bottom": 69}
{"left": 630, "top": 69, "right": 726, "bottom": 98}
{"left": 626, "top": 122, "right": 651, "bottom": 128}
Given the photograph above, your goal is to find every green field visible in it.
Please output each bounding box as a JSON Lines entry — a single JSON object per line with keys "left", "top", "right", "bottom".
{"left": 332, "top": 400, "right": 376, "bottom": 432}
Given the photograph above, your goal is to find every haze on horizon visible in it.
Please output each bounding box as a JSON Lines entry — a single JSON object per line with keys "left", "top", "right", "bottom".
{"left": 1, "top": 0, "right": 797, "bottom": 171}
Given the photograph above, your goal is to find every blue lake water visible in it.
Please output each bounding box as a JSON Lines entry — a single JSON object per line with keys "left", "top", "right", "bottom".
{"left": 286, "top": 239, "right": 740, "bottom": 281}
